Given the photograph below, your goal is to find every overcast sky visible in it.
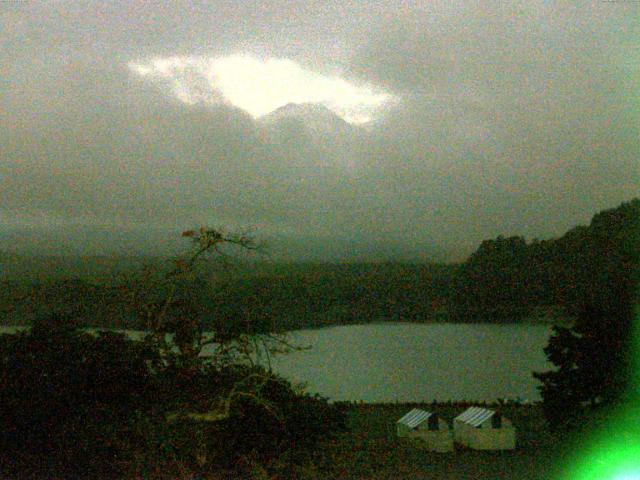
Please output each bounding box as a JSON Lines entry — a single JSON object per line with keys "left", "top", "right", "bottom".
{"left": 1, "top": 1, "right": 638, "bottom": 260}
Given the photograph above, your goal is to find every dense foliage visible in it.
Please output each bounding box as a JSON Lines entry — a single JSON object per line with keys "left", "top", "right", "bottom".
{"left": 0, "top": 314, "right": 157, "bottom": 477}
{"left": 533, "top": 199, "right": 640, "bottom": 427}
{"left": 0, "top": 314, "right": 346, "bottom": 478}
{"left": 1, "top": 262, "right": 457, "bottom": 330}
{"left": 451, "top": 199, "right": 640, "bottom": 323}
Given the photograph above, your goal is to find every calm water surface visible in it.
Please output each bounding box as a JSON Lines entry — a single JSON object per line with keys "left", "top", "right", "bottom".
{"left": 0, "top": 323, "right": 554, "bottom": 402}
{"left": 267, "top": 323, "right": 553, "bottom": 403}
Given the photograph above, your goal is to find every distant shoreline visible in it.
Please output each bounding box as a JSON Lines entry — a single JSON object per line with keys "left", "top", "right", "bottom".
{"left": 0, "top": 317, "right": 574, "bottom": 334}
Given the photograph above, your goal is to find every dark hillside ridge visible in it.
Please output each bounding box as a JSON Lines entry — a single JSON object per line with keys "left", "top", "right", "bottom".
{"left": 1, "top": 198, "right": 637, "bottom": 329}
{"left": 450, "top": 198, "right": 639, "bottom": 322}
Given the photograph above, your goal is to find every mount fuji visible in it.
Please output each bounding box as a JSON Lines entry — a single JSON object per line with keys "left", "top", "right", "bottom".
{"left": 257, "top": 103, "right": 367, "bottom": 170}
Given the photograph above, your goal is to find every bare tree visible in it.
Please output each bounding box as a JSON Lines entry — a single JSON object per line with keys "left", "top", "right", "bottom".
{"left": 115, "top": 226, "right": 304, "bottom": 425}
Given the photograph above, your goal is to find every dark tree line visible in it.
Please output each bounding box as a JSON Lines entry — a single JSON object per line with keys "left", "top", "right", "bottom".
{"left": 2, "top": 262, "right": 456, "bottom": 330}
{"left": 533, "top": 199, "right": 640, "bottom": 426}
{"left": 4, "top": 197, "right": 637, "bottom": 330}
{"left": 450, "top": 198, "right": 640, "bottom": 324}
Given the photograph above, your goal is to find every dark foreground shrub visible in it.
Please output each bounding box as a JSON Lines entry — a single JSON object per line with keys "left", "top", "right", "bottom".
{"left": 152, "top": 365, "right": 347, "bottom": 476}
{"left": 0, "top": 314, "right": 157, "bottom": 478}
{"left": 0, "top": 317, "right": 347, "bottom": 478}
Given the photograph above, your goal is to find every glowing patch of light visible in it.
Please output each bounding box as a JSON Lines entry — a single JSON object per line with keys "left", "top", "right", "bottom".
{"left": 559, "top": 302, "right": 640, "bottom": 480}
{"left": 559, "top": 402, "right": 640, "bottom": 480}
{"left": 128, "top": 55, "right": 393, "bottom": 125}
{"left": 563, "top": 437, "right": 640, "bottom": 480}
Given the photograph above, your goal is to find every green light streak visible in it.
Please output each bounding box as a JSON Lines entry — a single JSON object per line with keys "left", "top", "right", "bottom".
{"left": 558, "top": 406, "right": 640, "bottom": 479}
{"left": 633, "top": 303, "right": 640, "bottom": 401}
{"left": 559, "top": 304, "right": 640, "bottom": 479}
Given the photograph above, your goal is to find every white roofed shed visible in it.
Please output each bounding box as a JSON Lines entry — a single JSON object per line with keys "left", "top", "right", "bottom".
{"left": 453, "top": 407, "right": 515, "bottom": 450}
{"left": 396, "top": 408, "right": 453, "bottom": 452}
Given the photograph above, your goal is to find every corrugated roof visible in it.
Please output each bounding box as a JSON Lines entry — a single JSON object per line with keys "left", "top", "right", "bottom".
{"left": 397, "top": 408, "right": 432, "bottom": 429}
{"left": 454, "top": 407, "right": 495, "bottom": 427}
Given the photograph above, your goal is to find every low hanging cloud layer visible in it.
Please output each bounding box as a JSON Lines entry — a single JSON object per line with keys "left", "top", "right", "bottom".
{"left": 1, "top": 1, "right": 638, "bottom": 260}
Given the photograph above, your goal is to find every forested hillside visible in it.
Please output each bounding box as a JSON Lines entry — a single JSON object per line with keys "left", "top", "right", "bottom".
{"left": 1, "top": 262, "right": 457, "bottom": 330}
{"left": 1, "top": 199, "right": 637, "bottom": 329}
{"left": 451, "top": 198, "right": 639, "bottom": 322}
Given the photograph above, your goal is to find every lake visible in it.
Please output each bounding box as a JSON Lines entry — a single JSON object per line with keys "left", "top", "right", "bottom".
{"left": 266, "top": 323, "right": 554, "bottom": 403}
{"left": 0, "top": 323, "right": 554, "bottom": 403}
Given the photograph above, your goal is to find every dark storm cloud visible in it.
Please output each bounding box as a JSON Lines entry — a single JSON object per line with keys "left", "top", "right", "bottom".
{"left": 1, "top": 1, "right": 638, "bottom": 259}
{"left": 348, "top": 2, "right": 639, "bottom": 245}
{"left": 0, "top": 0, "right": 372, "bottom": 69}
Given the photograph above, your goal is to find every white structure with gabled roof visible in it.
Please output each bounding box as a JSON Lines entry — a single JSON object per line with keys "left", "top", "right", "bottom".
{"left": 396, "top": 408, "right": 453, "bottom": 452}
{"left": 453, "top": 406, "right": 515, "bottom": 450}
